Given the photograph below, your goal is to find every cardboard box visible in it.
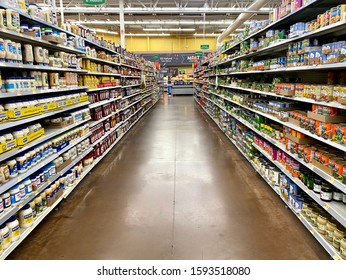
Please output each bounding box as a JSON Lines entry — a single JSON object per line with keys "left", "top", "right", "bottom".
{"left": 46, "top": 188, "right": 64, "bottom": 207}
{"left": 311, "top": 158, "right": 334, "bottom": 176}
{"left": 288, "top": 117, "right": 302, "bottom": 127}
{"left": 56, "top": 158, "right": 72, "bottom": 173}
{"left": 79, "top": 96, "right": 89, "bottom": 103}
{"left": 338, "top": 96, "right": 346, "bottom": 105}
{"left": 279, "top": 89, "right": 295, "bottom": 97}
{"left": 45, "top": 118, "right": 74, "bottom": 128}
{"left": 42, "top": 102, "right": 58, "bottom": 112}
{"left": 0, "top": 111, "right": 7, "bottom": 122}
{"left": 285, "top": 133, "right": 316, "bottom": 144}
{"left": 307, "top": 111, "right": 346, "bottom": 123}
{"left": 42, "top": 35, "right": 65, "bottom": 45}
{"left": 0, "top": 139, "right": 17, "bottom": 154}
{"left": 17, "top": 128, "right": 45, "bottom": 146}
{"left": 7, "top": 106, "right": 43, "bottom": 119}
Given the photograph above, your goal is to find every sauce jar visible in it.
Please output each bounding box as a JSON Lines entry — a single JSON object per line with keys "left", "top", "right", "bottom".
{"left": 325, "top": 220, "right": 338, "bottom": 242}
{"left": 310, "top": 209, "right": 319, "bottom": 227}
{"left": 340, "top": 238, "right": 346, "bottom": 259}
{"left": 316, "top": 214, "right": 328, "bottom": 235}
{"left": 333, "top": 228, "right": 346, "bottom": 250}
{"left": 320, "top": 183, "right": 333, "bottom": 202}
{"left": 313, "top": 178, "right": 322, "bottom": 193}
{"left": 333, "top": 189, "right": 343, "bottom": 202}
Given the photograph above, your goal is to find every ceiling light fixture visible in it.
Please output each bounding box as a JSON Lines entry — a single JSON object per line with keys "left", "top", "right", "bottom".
{"left": 69, "top": 20, "right": 234, "bottom": 26}
{"left": 125, "top": 33, "right": 171, "bottom": 37}
{"left": 92, "top": 28, "right": 118, "bottom": 35}
{"left": 143, "top": 28, "right": 195, "bottom": 32}
{"left": 193, "top": 33, "right": 220, "bottom": 37}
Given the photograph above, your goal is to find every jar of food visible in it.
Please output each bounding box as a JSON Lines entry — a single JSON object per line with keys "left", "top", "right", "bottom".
{"left": 316, "top": 214, "right": 328, "bottom": 235}
{"left": 6, "top": 159, "right": 18, "bottom": 178}
{"left": 0, "top": 38, "right": 5, "bottom": 62}
{"left": 6, "top": 216, "right": 20, "bottom": 242}
{"left": 320, "top": 183, "right": 333, "bottom": 202}
{"left": 313, "top": 178, "right": 322, "bottom": 193}
{"left": 333, "top": 228, "right": 346, "bottom": 250}
{"left": 9, "top": 185, "right": 21, "bottom": 205}
{"left": 343, "top": 193, "right": 346, "bottom": 205}
{"left": 16, "top": 155, "right": 27, "bottom": 173}
{"left": 35, "top": 196, "right": 43, "bottom": 214}
{"left": 341, "top": 238, "right": 346, "bottom": 259}
{"left": 333, "top": 189, "right": 343, "bottom": 202}
{"left": 18, "top": 204, "right": 33, "bottom": 228}
{"left": 325, "top": 220, "right": 338, "bottom": 242}
{"left": 29, "top": 200, "right": 36, "bottom": 218}
{"left": 310, "top": 209, "right": 319, "bottom": 227}
{"left": 24, "top": 178, "right": 33, "bottom": 195}
{"left": 0, "top": 224, "right": 11, "bottom": 249}
{"left": 18, "top": 183, "right": 26, "bottom": 199}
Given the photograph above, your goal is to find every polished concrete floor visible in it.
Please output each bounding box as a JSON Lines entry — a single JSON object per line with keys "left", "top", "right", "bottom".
{"left": 9, "top": 95, "right": 329, "bottom": 260}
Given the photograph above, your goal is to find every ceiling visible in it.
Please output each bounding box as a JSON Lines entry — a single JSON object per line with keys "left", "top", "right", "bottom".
{"left": 57, "top": 0, "right": 281, "bottom": 36}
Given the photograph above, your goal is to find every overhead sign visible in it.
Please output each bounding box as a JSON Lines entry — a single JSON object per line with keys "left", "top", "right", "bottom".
{"left": 140, "top": 53, "right": 207, "bottom": 66}
{"left": 195, "top": 51, "right": 203, "bottom": 56}
{"left": 83, "top": 0, "right": 106, "bottom": 5}
{"left": 200, "top": 44, "right": 209, "bottom": 50}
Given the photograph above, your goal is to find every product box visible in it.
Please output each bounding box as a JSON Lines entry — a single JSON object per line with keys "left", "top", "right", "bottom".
{"left": 338, "top": 96, "right": 346, "bottom": 105}
{"left": 16, "top": 128, "right": 45, "bottom": 146}
{"left": 7, "top": 106, "right": 43, "bottom": 119}
{"left": 56, "top": 158, "right": 72, "bottom": 173}
{"left": 288, "top": 117, "right": 303, "bottom": 127}
{"left": 279, "top": 89, "right": 295, "bottom": 96}
{"left": 45, "top": 118, "right": 74, "bottom": 128}
{"left": 311, "top": 158, "right": 334, "bottom": 176}
{"left": 307, "top": 111, "right": 346, "bottom": 123}
{"left": 0, "top": 139, "right": 17, "bottom": 154}
{"left": 285, "top": 133, "right": 316, "bottom": 144}
{"left": 42, "top": 35, "right": 65, "bottom": 45}
{"left": 79, "top": 96, "right": 89, "bottom": 103}
{"left": 46, "top": 187, "right": 64, "bottom": 207}
{"left": 42, "top": 102, "right": 58, "bottom": 112}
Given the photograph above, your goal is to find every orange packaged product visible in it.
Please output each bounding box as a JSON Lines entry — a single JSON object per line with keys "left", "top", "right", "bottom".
{"left": 314, "top": 150, "right": 323, "bottom": 163}
{"left": 312, "top": 104, "right": 317, "bottom": 113}
{"left": 304, "top": 147, "right": 315, "bottom": 163}
{"left": 315, "top": 120, "right": 322, "bottom": 136}
{"left": 297, "top": 144, "right": 308, "bottom": 159}
{"left": 291, "top": 129, "right": 297, "bottom": 137}
{"left": 334, "top": 161, "right": 346, "bottom": 180}
{"left": 296, "top": 131, "right": 305, "bottom": 139}
{"left": 320, "top": 122, "right": 332, "bottom": 139}
{"left": 321, "top": 153, "right": 330, "bottom": 167}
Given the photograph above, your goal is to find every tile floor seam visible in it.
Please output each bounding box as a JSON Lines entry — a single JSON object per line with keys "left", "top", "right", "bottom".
{"left": 171, "top": 114, "right": 178, "bottom": 257}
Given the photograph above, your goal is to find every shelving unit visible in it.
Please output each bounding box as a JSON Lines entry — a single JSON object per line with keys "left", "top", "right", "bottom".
{"left": 194, "top": 0, "right": 346, "bottom": 260}
{"left": 0, "top": 3, "right": 162, "bottom": 260}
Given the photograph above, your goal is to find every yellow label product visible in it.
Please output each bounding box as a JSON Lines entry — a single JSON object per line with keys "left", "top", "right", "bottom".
{"left": 16, "top": 128, "right": 44, "bottom": 146}
{"left": 7, "top": 106, "right": 43, "bottom": 119}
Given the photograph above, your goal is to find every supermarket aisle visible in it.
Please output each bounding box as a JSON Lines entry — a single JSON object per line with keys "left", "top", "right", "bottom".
{"left": 9, "top": 95, "right": 329, "bottom": 260}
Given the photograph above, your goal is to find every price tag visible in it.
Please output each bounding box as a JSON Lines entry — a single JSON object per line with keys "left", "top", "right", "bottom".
{"left": 17, "top": 177, "right": 22, "bottom": 182}
{"left": 298, "top": 214, "right": 302, "bottom": 220}
{"left": 333, "top": 254, "right": 340, "bottom": 260}
{"left": 330, "top": 178, "right": 335, "bottom": 183}
{"left": 310, "top": 229, "right": 315, "bottom": 235}
{"left": 324, "top": 204, "right": 329, "bottom": 210}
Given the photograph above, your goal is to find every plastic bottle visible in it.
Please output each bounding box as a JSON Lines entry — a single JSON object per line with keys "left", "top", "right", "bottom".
{"left": 16, "top": 43, "right": 22, "bottom": 63}
{"left": 35, "top": 196, "right": 43, "bottom": 214}
{"left": 34, "top": 47, "right": 44, "bottom": 65}
{"left": 6, "top": 216, "right": 20, "bottom": 242}
{"left": 16, "top": 155, "right": 27, "bottom": 173}
{"left": 42, "top": 72, "right": 49, "bottom": 89}
{"left": 0, "top": 9, "right": 6, "bottom": 29}
{"left": 32, "top": 25, "right": 41, "bottom": 39}
{"left": 18, "top": 205, "right": 33, "bottom": 228}
{"left": 6, "top": 159, "right": 17, "bottom": 178}
{"left": 1, "top": 192, "right": 11, "bottom": 210}
{"left": 18, "top": 183, "right": 26, "bottom": 199}
{"left": 6, "top": 10, "right": 17, "bottom": 32}
{"left": 4, "top": 40, "right": 12, "bottom": 62}
{"left": 0, "top": 224, "right": 11, "bottom": 249}
{"left": 24, "top": 178, "right": 33, "bottom": 195}
{"left": 23, "top": 44, "right": 34, "bottom": 65}
{"left": 0, "top": 39, "right": 5, "bottom": 62}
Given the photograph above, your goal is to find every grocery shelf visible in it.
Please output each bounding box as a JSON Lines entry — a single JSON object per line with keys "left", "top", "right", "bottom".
{"left": 0, "top": 146, "right": 93, "bottom": 260}
{"left": 87, "top": 86, "right": 121, "bottom": 92}
{"left": 0, "top": 29, "right": 85, "bottom": 55}
{"left": 0, "top": 87, "right": 88, "bottom": 99}
{"left": 0, "top": 117, "right": 91, "bottom": 163}
{"left": 253, "top": 142, "right": 346, "bottom": 229}
{"left": 217, "top": 21, "right": 346, "bottom": 65}
{"left": 122, "top": 84, "right": 141, "bottom": 88}
{"left": 221, "top": 0, "right": 342, "bottom": 54}
{"left": 84, "top": 38, "right": 119, "bottom": 56}
{"left": 122, "top": 92, "right": 142, "bottom": 100}
{"left": 88, "top": 110, "right": 120, "bottom": 128}
{"left": 0, "top": 3, "right": 78, "bottom": 39}
{"left": 0, "top": 132, "right": 91, "bottom": 226}
{"left": 208, "top": 90, "right": 346, "bottom": 154}
{"left": 84, "top": 72, "right": 121, "bottom": 77}
{"left": 91, "top": 122, "right": 124, "bottom": 147}
{"left": 83, "top": 56, "right": 121, "bottom": 67}
{"left": 0, "top": 101, "right": 90, "bottom": 131}
{"left": 0, "top": 62, "right": 87, "bottom": 73}
{"left": 89, "top": 97, "right": 122, "bottom": 109}
{"left": 219, "top": 85, "right": 346, "bottom": 110}
{"left": 122, "top": 76, "right": 141, "bottom": 79}
{"left": 0, "top": 129, "right": 91, "bottom": 196}
{"left": 120, "top": 99, "right": 142, "bottom": 112}
{"left": 122, "top": 107, "right": 143, "bottom": 124}
{"left": 121, "top": 64, "right": 141, "bottom": 70}
{"left": 195, "top": 97, "right": 343, "bottom": 261}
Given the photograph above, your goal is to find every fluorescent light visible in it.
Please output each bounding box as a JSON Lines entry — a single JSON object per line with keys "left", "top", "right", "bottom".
{"left": 125, "top": 33, "right": 171, "bottom": 37}
{"left": 193, "top": 33, "right": 220, "bottom": 37}
{"left": 70, "top": 20, "right": 233, "bottom": 25}
{"left": 143, "top": 28, "right": 195, "bottom": 32}
{"left": 92, "top": 28, "right": 118, "bottom": 35}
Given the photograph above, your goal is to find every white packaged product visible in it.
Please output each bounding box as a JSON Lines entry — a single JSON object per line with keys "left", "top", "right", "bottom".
{"left": 0, "top": 10, "right": 6, "bottom": 29}
{"left": 4, "top": 40, "right": 12, "bottom": 61}
{"left": 6, "top": 10, "right": 18, "bottom": 32}
{"left": 0, "top": 38, "right": 5, "bottom": 62}
{"left": 6, "top": 216, "right": 20, "bottom": 242}
{"left": 0, "top": 196, "right": 3, "bottom": 214}
{"left": 9, "top": 185, "right": 21, "bottom": 205}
